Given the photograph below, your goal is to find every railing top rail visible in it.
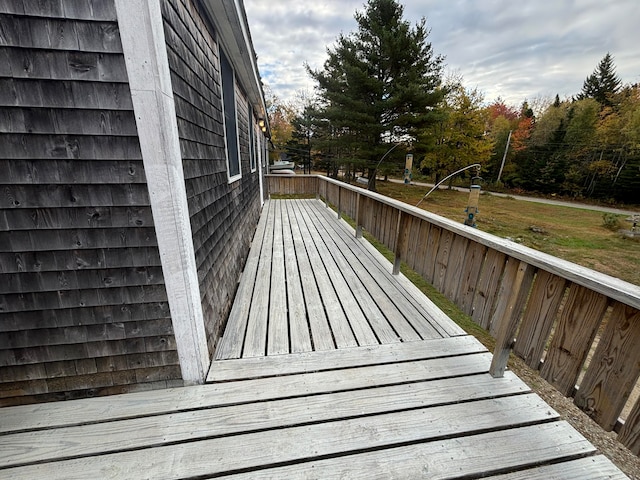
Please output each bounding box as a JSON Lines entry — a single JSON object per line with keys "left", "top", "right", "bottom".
{"left": 272, "top": 174, "right": 640, "bottom": 310}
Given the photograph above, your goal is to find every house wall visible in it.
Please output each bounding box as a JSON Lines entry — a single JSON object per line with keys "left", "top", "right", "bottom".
{"left": 161, "top": 0, "right": 262, "bottom": 355}
{"left": 0, "top": 1, "right": 183, "bottom": 405}
{"left": 0, "top": 0, "right": 266, "bottom": 405}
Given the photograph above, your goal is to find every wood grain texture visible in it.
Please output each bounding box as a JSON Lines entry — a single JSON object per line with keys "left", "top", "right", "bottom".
{"left": 432, "top": 228, "right": 454, "bottom": 291}
{"left": 213, "top": 201, "right": 271, "bottom": 360}
{"left": 213, "top": 197, "right": 467, "bottom": 356}
{"left": 1, "top": 395, "right": 559, "bottom": 479}
{"left": 296, "top": 200, "right": 377, "bottom": 346}
{"left": 209, "top": 335, "right": 485, "bottom": 382}
{"left": 442, "top": 233, "right": 469, "bottom": 301}
{"left": 423, "top": 223, "right": 441, "bottom": 284}
{"left": 471, "top": 249, "right": 507, "bottom": 329}
{"left": 456, "top": 240, "right": 487, "bottom": 315}
{"left": 619, "top": 395, "right": 640, "bottom": 455}
{"left": 241, "top": 201, "right": 274, "bottom": 357}
{"left": 219, "top": 423, "right": 596, "bottom": 480}
{"left": 312, "top": 209, "right": 422, "bottom": 342}
{"left": 0, "top": 372, "right": 527, "bottom": 468}
{"left": 266, "top": 201, "right": 289, "bottom": 354}
{"left": 0, "top": 330, "right": 623, "bottom": 479}
{"left": 2, "top": 353, "right": 494, "bottom": 435}
{"left": 476, "top": 456, "right": 628, "bottom": 480}
{"left": 489, "top": 259, "right": 535, "bottom": 338}
{"left": 413, "top": 218, "right": 431, "bottom": 281}
{"left": 401, "top": 214, "right": 420, "bottom": 272}
{"left": 292, "top": 203, "right": 357, "bottom": 349}
{"left": 514, "top": 270, "right": 567, "bottom": 368}
{"left": 285, "top": 200, "right": 334, "bottom": 351}
{"left": 574, "top": 302, "right": 640, "bottom": 431}
{"left": 489, "top": 260, "right": 536, "bottom": 377}
{"left": 540, "top": 284, "right": 609, "bottom": 396}
{"left": 311, "top": 199, "right": 458, "bottom": 338}
{"left": 281, "top": 200, "right": 312, "bottom": 353}
{"left": 301, "top": 200, "right": 400, "bottom": 344}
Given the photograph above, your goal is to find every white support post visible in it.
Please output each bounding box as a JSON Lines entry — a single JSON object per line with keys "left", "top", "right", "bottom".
{"left": 115, "top": 0, "right": 210, "bottom": 384}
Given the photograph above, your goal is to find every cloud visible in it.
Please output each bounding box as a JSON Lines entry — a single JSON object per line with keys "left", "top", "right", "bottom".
{"left": 244, "top": 0, "right": 640, "bottom": 107}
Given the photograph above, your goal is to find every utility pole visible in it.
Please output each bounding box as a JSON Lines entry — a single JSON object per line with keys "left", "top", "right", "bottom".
{"left": 496, "top": 130, "right": 512, "bottom": 183}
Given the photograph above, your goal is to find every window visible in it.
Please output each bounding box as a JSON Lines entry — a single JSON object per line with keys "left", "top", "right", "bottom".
{"left": 220, "top": 49, "right": 241, "bottom": 181}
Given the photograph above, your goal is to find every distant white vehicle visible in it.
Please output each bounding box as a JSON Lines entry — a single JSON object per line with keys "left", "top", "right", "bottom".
{"left": 269, "top": 168, "right": 295, "bottom": 175}
{"left": 270, "top": 160, "right": 295, "bottom": 171}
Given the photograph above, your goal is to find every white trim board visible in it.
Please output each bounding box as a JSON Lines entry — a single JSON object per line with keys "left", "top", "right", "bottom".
{"left": 115, "top": 0, "right": 210, "bottom": 384}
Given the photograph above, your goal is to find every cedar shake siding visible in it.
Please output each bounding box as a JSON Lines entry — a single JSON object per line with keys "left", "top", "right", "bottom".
{"left": 161, "top": 0, "right": 262, "bottom": 356}
{"left": 0, "top": 0, "right": 268, "bottom": 405}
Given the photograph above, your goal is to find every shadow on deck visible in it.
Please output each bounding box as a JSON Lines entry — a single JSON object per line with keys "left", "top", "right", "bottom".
{"left": 0, "top": 199, "right": 628, "bottom": 478}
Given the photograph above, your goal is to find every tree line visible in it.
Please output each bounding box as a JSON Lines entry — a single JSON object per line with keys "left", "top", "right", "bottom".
{"left": 268, "top": 0, "right": 639, "bottom": 204}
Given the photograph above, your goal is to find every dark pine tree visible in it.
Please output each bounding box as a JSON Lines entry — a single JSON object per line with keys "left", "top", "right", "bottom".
{"left": 308, "top": 0, "right": 444, "bottom": 190}
{"left": 578, "top": 53, "right": 622, "bottom": 107}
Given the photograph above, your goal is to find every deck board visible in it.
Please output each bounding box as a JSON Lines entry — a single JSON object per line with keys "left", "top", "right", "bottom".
{"left": 284, "top": 199, "right": 335, "bottom": 351}
{"left": 216, "top": 199, "right": 465, "bottom": 359}
{"left": 295, "top": 199, "right": 379, "bottom": 346}
{"left": 282, "top": 200, "right": 312, "bottom": 353}
{"left": 242, "top": 199, "right": 275, "bottom": 357}
{"left": 298, "top": 199, "right": 415, "bottom": 343}
{"left": 267, "top": 200, "right": 289, "bottom": 355}
{"left": 309, "top": 200, "right": 465, "bottom": 338}
{"left": 0, "top": 198, "right": 628, "bottom": 479}
{"left": 486, "top": 456, "right": 629, "bottom": 479}
{"left": 1, "top": 336, "right": 625, "bottom": 478}
{"left": 217, "top": 423, "right": 597, "bottom": 480}
{"left": 208, "top": 335, "right": 486, "bottom": 382}
{"left": 214, "top": 199, "right": 271, "bottom": 359}
{"left": 3, "top": 396, "right": 559, "bottom": 478}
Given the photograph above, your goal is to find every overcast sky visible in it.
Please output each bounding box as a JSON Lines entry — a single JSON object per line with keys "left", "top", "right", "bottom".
{"left": 243, "top": 0, "right": 640, "bottom": 110}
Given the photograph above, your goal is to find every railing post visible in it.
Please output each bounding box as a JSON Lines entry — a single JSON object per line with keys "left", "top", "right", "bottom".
{"left": 355, "top": 193, "right": 363, "bottom": 238}
{"left": 393, "top": 211, "right": 409, "bottom": 275}
{"left": 325, "top": 182, "right": 329, "bottom": 208}
{"left": 489, "top": 260, "right": 535, "bottom": 377}
{"left": 337, "top": 186, "right": 342, "bottom": 219}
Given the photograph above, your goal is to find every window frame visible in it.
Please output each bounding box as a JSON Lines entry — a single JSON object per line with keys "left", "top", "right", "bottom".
{"left": 219, "top": 48, "right": 242, "bottom": 183}
{"left": 249, "top": 107, "right": 257, "bottom": 173}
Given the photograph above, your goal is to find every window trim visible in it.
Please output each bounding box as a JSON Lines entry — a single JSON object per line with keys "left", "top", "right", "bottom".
{"left": 249, "top": 107, "right": 257, "bottom": 173}
{"left": 219, "top": 47, "right": 242, "bottom": 183}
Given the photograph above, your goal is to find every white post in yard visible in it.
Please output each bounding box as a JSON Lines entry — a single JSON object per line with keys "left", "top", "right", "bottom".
{"left": 115, "top": 0, "right": 210, "bottom": 384}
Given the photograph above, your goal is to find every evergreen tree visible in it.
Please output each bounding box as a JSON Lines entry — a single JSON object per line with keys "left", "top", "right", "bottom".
{"left": 578, "top": 53, "right": 622, "bottom": 107}
{"left": 285, "top": 106, "right": 315, "bottom": 174}
{"left": 308, "top": 0, "right": 444, "bottom": 190}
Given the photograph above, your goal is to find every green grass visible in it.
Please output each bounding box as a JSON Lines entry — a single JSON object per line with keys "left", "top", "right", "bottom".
{"left": 375, "top": 182, "right": 640, "bottom": 285}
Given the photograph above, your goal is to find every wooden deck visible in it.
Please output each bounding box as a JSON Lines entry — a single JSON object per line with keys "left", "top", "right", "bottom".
{"left": 215, "top": 199, "right": 464, "bottom": 360}
{"left": 0, "top": 199, "right": 628, "bottom": 478}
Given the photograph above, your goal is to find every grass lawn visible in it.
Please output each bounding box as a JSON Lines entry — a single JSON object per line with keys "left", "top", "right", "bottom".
{"left": 375, "top": 181, "right": 640, "bottom": 286}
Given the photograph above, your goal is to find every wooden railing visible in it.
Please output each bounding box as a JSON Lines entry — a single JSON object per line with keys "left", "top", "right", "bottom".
{"left": 267, "top": 174, "right": 640, "bottom": 455}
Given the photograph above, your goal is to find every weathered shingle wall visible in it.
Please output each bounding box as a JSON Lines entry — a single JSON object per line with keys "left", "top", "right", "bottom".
{"left": 161, "top": 0, "right": 262, "bottom": 355}
{"left": 0, "top": 0, "right": 181, "bottom": 405}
